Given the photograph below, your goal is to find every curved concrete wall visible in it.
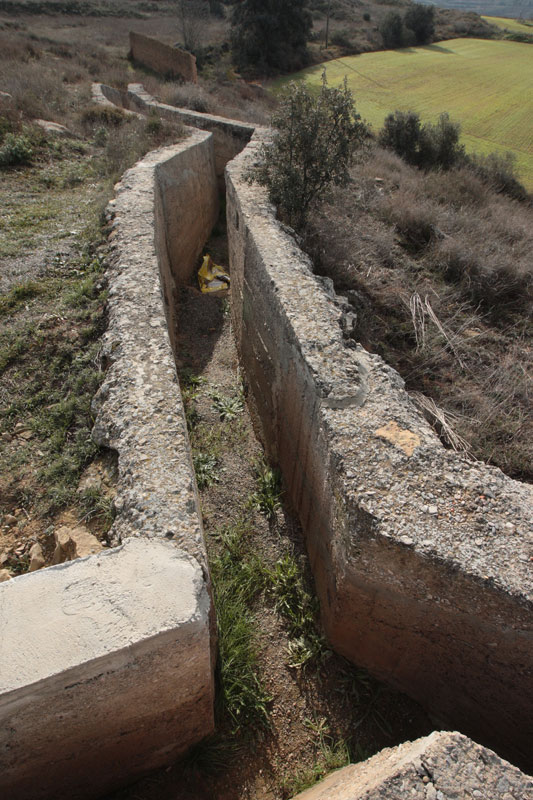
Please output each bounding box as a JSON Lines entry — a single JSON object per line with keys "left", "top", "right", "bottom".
{"left": 226, "top": 131, "right": 533, "bottom": 768}
{"left": 98, "top": 83, "right": 255, "bottom": 184}
{"left": 0, "top": 132, "right": 219, "bottom": 799}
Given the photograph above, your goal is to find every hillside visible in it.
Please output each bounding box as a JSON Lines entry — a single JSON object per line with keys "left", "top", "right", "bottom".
{"left": 275, "top": 38, "right": 533, "bottom": 191}
{"left": 417, "top": 0, "right": 533, "bottom": 18}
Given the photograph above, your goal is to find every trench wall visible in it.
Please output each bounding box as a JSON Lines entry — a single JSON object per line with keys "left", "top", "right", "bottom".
{"left": 226, "top": 132, "right": 533, "bottom": 769}
{"left": 129, "top": 32, "right": 197, "bottom": 83}
{"left": 97, "top": 83, "right": 255, "bottom": 185}
{"left": 0, "top": 131, "right": 219, "bottom": 799}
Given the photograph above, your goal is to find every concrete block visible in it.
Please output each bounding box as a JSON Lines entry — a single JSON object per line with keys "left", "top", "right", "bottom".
{"left": 290, "top": 732, "right": 533, "bottom": 800}
{"left": 0, "top": 538, "right": 214, "bottom": 799}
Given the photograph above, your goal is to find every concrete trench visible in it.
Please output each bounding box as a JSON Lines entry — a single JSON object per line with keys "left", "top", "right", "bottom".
{"left": 0, "top": 84, "right": 531, "bottom": 799}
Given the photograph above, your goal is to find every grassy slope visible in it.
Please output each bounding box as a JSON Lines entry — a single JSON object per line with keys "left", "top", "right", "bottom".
{"left": 274, "top": 38, "right": 533, "bottom": 189}
{"left": 483, "top": 14, "right": 533, "bottom": 29}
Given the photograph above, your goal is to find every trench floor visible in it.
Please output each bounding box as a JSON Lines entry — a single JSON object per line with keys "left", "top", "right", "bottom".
{"left": 108, "top": 229, "right": 432, "bottom": 800}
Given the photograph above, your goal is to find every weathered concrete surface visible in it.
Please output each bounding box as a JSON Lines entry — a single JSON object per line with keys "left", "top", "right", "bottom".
{"left": 126, "top": 84, "right": 254, "bottom": 181}
{"left": 0, "top": 133, "right": 219, "bottom": 798}
{"left": 94, "top": 134, "right": 218, "bottom": 565}
{"left": 291, "top": 732, "right": 533, "bottom": 800}
{"left": 91, "top": 82, "right": 140, "bottom": 117}
{"left": 0, "top": 538, "right": 213, "bottom": 799}
{"left": 226, "top": 132, "right": 533, "bottom": 768}
{"left": 129, "top": 32, "right": 197, "bottom": 83}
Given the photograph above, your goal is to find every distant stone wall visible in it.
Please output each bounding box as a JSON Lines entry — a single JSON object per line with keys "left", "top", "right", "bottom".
{"left": 129, "top": 32, "right": 197, "bottom": 83}
{"left": 290, "top": 731, "right": 533, "bottom": 800}
{"left": 0, "top": 132, "right": 219, "bottom": 799}
{"left": 226, "top": 131, "right": 533, "bottom": 769}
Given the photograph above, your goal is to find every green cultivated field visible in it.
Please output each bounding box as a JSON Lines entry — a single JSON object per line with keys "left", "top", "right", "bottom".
{"left": 275, "top": 38, "right": 533, "bottom": 189}
{"left": 482, "top": 15, "right": 533, "bottom": 32}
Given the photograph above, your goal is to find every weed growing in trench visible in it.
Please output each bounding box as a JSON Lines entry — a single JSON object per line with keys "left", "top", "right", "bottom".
{"left": 267, "top": 551, "right": 330, "bottom": 669}
{"left": 193, "top": 450, "right": 220, "bottom": 490}
{"left": 211, "top": 387, "right": 244, "bottom": 421}
{"left": 249, "top": 458, "right": 282, "bottom": 520}
{"left": 281, "top": 716, "right": 350, "bottom": 797}
{"left": 210, "top": 517, "right": 271, "bottom": 733}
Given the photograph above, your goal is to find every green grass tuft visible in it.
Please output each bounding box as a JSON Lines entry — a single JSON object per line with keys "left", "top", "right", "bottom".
{"left": 211, "top": 518, "right": 271, "bottom": 733}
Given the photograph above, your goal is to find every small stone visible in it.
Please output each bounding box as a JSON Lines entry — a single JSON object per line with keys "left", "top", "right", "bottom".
{"left": 428, "top": 505, "right": 438, "bottom": 515}
{"left": 4, "top": 514, "right": 17, "bottom": 526}
{"left": 0, "top": 568, "right": 11, "bottom": 582}
{"left": 475, "top": 538, "right": 483, "bottom": 546}
{"left": 400, "top": 536, "right": 414, "bottom": 546}
{"left": 425, "top": 784, "right": 437, "bottom": 800}
{"left": 52, "top": 525, "right": 103, "bottom": 564}
{"left": 504, "top": 522, "right": 516, "bottom": 533}
{"left": 29, "top": 542, "right": 45, "bottom": 572}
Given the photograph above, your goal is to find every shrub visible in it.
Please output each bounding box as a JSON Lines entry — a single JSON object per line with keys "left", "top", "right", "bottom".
{"left": 81, "top": 104, "right": 126, "bottom": 128}
{"left": 0, "top": 132, "right": 33, "bottom": 167}
{"left": 379, "top": 110, "right": 465, "bottom": 170}
{"left": 231, "top": 0, "right": 312, "bottom": 75}
{"left": 379, "top": 11, "right": 405, "bottom": 48}
{"left": 466, "top": 152, "right": 528, "bottom": 201}
{"left": 404, "top": 3, "right": 435, "bottom": 44}
{"left": 378, "top": 110, "right": 421, "bottom": 165}
{"left": 249, "top": 74, "right": 368, "bottom": 229}
{"left": 363, "top": 12, "right": 370, "bottom": 21}
{"left": 170, "top": 84, "right": 211, "bottom": 113}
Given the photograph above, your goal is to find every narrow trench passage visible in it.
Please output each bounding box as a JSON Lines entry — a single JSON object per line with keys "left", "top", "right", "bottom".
{"left": 109, "top": 210, "right": 431, "bottom": 800}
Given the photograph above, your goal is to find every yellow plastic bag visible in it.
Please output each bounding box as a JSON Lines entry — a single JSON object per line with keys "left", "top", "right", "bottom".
{"left": 198, "top": 254, "right": 230, "bottom": 293}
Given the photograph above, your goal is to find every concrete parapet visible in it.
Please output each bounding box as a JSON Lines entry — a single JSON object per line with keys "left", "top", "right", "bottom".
{"left": 129, "top": 32, "right": 197, "bottom": 83}
{"left": 94, "top": 133, "right": 218, "bottom": 565}
{"left": 0, "top": 539, "right": 213, "bottom": 799}
{"left": 290, "top": 732, "right": 533, "bottom": 800}
{"left": 226, "top": 132, "right": 533, "bottom": 767}
{"left": 126, "top": 84, "right": 255, "bottom": 180}
{"left": 0, "top": 133, "right": 219, "bottom": 797}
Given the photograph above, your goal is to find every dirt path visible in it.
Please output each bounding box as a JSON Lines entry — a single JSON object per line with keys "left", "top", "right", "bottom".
{"left": 108, "top": 227, "right": 431, "bottom": 800}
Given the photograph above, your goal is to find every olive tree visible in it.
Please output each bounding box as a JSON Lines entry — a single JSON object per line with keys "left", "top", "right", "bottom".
{"left": 250, "top": 75, "right": 368, "bottom": 230}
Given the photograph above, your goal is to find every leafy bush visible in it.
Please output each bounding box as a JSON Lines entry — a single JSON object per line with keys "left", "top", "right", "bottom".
{"left": 378, "top": 110, "right": 421, "bottom": 165}
{"left": 81, "top": 104, "right": 126, "bottom": 128}
{"left": 379, "top": 11, "right": 405, "bottom": 48}
{"left": 0, "top": 132, "right": 33, "bottom": 167}
{"left": 379, "top": 110, "right": 464, "bottom": 170}
{"left": 249, "top": 74, "right": 368, "bottom": 229}
{"left": 231, "top": 0, "right": 312, "bottom": 75}
{"left": 404, "top": 3, "right": 435, "bottom": 44}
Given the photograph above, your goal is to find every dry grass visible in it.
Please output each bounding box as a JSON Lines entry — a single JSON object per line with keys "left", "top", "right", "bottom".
{"left": 305, "top": 145, "right": 533, "bottom": 481}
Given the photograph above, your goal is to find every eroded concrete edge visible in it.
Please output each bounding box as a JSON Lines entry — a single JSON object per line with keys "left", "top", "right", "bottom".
{"left": 0, "top": 133, "right": 219, "bottom": 798}
{"left": 226, "top": 130, "right": 533, "bottom": 766}
{"left": 291, "top": 731, "right": 533, "bottom": 799}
